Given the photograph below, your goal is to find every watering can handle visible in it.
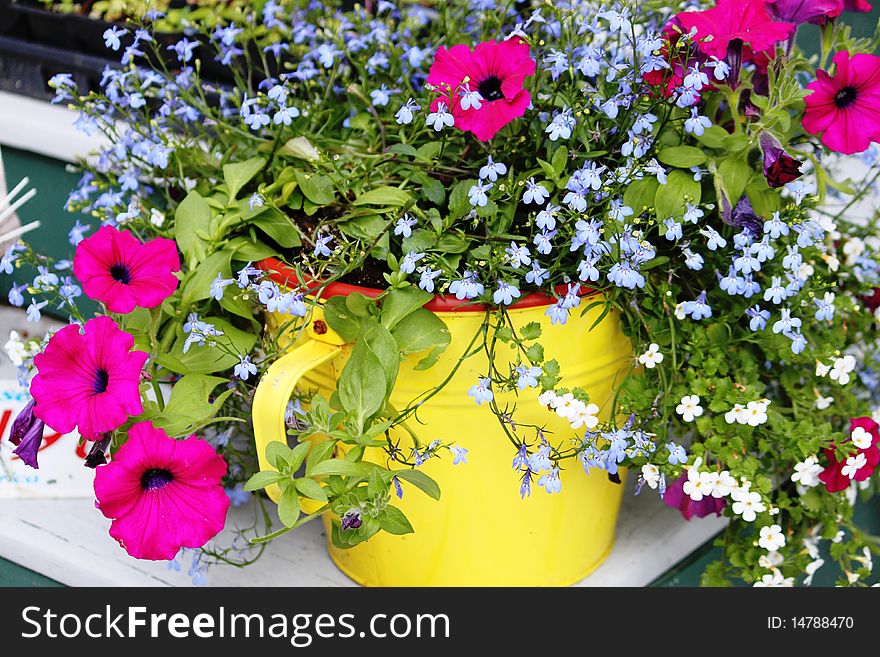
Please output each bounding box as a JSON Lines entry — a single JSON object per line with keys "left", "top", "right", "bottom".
{"left": 252, "top": 338, "right": 343, "bottom": 503}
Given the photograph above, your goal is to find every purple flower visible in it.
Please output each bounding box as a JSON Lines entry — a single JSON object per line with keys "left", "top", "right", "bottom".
{"left": 662, "top": 473, "right": 726, "bottom": 520}
{"left": 341, "top": 509, "right": 363, "bottom": 531}
{"left": 9, "top": 400, "right": 45, "bottom": 469}
{"left": 766, "top": 0, "right": 841, "bottom": 25}
{"left": 721, "top": 194, "right": 763, "bottom": 236}
{"left": 758, "top": 132, "right": 803, "bottom": 188}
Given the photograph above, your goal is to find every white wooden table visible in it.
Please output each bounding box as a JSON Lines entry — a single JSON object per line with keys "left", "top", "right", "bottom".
{"left": 0, "top": 486, "right": 726, "bottom": 587}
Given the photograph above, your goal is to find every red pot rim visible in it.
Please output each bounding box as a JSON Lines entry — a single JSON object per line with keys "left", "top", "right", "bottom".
{"left": 256, "top": 257, "right": 592, "bottom": 313}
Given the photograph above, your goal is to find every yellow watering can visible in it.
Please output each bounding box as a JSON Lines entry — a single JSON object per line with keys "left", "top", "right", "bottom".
{"left": 252, "top": 258, "right": 632, "bottom": 586}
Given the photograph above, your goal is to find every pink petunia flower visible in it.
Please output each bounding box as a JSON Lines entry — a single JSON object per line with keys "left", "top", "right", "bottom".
{"left": 94, "top": 422, "right": 230, "bottom": 560}
{"left": 73, "top": 225, "right": 181, "bottom": 314}
{"left": 819, "top": 416, "right": 880, "bottom": 493}
{"left": 842, "top": 0, "right": 872, "bottom": 11}
{"left": 803, "top": 50, "right": 880, "bottom": 154}
{"left": 675, "top": 0, "right": 795, "bottom": 60}
{"left": 662, "top": 472, "right": 727, "bottom": 520}
{"left": 767, "top": 0, "right": 843, "bottom": 25}
{"left": 31, "top": 316, "right": 148, "bottom": 440}
{"left": 426, "top": 38, "right": 536, "bottom": 141}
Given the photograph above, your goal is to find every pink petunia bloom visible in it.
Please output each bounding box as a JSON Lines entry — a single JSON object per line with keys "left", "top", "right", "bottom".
{"left": 31, "top": 316, "right": 147, "bottom": 440}
{"left": 662, "top": 473, "right": 727, "bottom": 520}
{"left": 819, "top": 416, "right": 880, "bottom": 493}
{"left": 767, "top": 0, "right": 844, "bottom": 24}
{"left": 803, "top": 51, "right": 880, "bottom": 154}
{"left": 842, "top": 0, "right": 872, "bottom": 11}
{"left": 94, "top": 422, "right": 230, "bottom": 560}
{"left": 675, "top": 0, "right": 795, "bottom": 60}
{"left": 73, "top": 225, "right": 181, "bottom": 314}
{"left": 426, "top": 39, "right": 536, "bottom": 141}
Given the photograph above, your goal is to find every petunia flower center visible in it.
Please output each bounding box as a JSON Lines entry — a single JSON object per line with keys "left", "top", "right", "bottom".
{"left": 477, "top": 75, "right": 505, "bottom": 102}
{"left": 833, "top": 86, "right": 857, "bottom": 109}
{"left": 140, "top": 468, "right": 174, "bottom": 491}
{"left": 93, "top": 368, "right": 110, "bottom": 394}
{"left": 110, "top": 263, "right": 132, "bottom": 284}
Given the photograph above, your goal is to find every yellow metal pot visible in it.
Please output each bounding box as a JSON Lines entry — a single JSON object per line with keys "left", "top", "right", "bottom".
{"left": 252, "top": 261, "right": 632, "bottom": 586}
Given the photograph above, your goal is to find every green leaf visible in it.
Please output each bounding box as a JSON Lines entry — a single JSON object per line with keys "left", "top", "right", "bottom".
{"left": 323, "top": 296, "right": 362, "bottom": 342}
{"left": 623, "top": 178, "right": 660, "bottom": 215}
{"left": 294, "top": 171, "right": 336, "bottom": 205}
{"left": 288, "top": 441, "right": 312, "bottom": 471}
{"left": 278, "top": 484, "right": 301, "bottom": 527}
{"left": 380, "top": 286, "right": 433, "bottom": 330}
{"left": 520, "top": 322, "right": 542, "bottom": 341}
{"left": 266, "top": 440, "right": 291, "bottom": 470}
{"left": 537, "top": 158, "right": 557, "bottom": 181}
{"left": 448, "top": 179, "right": 475, "bottom": 219}
{"left": 394, "top": 469, "right": 440, "bottom": 500}
{"left": 278, "top": 136, "right": 319, "bottom": 161}
{"left": 305, "top": 439, "right": 337, "bottom": 475}
{"left": 419, "top": 175, "right": 446, "bottom": 205}
{"left": 388, "top": 143, "right": 418, "bottom": 158}
{"left": 380, "top": 506, "right": 415, "bottom": 535}
{"left": 716, "top": 157, "right": 752, "bottom": 206}
{"left": 354, "top": 186, "right": 412, "bottom": 207}
{"left": 175, "top": 191, "right": 213, "bottom": 269}
{"left": 152, "top": 374, "right": 234, "bottom": 436}
{"left": 657, "top": 146, "right": 707, "bottom": 168}
{"left": 695, "top": 125, "right": 729, "bottom": 149}
{"left": 248, "top": 208, "right": 301, "bottom": 248}
{"left": 551, "top": 145, "right": 568, "bottom": 177}
{"left": 226, "top": 236, "right": 277, "bottom": 261}
{"left": 294, "top": 477, "right": 328, "bottom": 502}
{"left": 163, "top": 316, "right": 257, "bottom": 375}
{"left": 363, "top": 322, "right": 400, "bottom": 398}
{"left": 345, "top": 292, "right": 375, "bottom": 317}
{"left": 414, "top": 347, "right": 443, "bottom": 370}
{"left": 402, "top": 229, "right": 438, "bottom": 253}
{"left": 337, "top": 340, "right": 387, "bottom": 430}
{"left": 391, "top": 308, "right": 451, "bottom": 355}
{"left": 339, "top": 214, "right": 388, "bottom": 241}
{"left": 223, "top": 156, "right": 266, "bottom": 200}
{"left": 654, "top": 169, "right": 701, "bottom": 219}
{"left": 179, "top": 249, "right": 232, "bottom": 308}
{"left": 435, "top": 233, "right": 469, "bottom": 253}
{"left": 308, "top": 458, "right": 368, "bottom": 478}
{"left": 243, "top": 470, "right": 285, "bottom": 492}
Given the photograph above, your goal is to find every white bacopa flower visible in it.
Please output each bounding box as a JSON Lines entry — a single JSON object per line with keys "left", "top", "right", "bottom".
{"left": 552, "top": 392, "right": 577, "bottom": 417}
{"left": 682, "top": 467, "right": 711, "bottom": 501}
{"left": 759, "top": 551, "right": 784, "bottom": 569}
{"left": 815, "top": 394, "right": 833, "bottom": 410}
{"left": 854, "top": 546, "right": 873, "bottom": 573}
{"left": 745, "top": 399, "right": 769, "bottom": 426}
{"left": 753, "top": 569, "right": 794, "bottom": 587}
{"left": 676, "top": 394, "right": 703, "bottom": 422}
{"left": 568, "top": 402, "right": 599, "bottom": 430}
{"left": 758, "top": 524, "right": 786, "bottom": 551}
{"left": 725, "top": 403, "right": 746, "bottom": 424}
{"left": 641, "top": 463, "right": 660, "bottom": 489}
{"left": 791, "top": 456, "right": 822, "bottom": 488}
{"left": 674, "top": 302, "right": 686, "bottom": 320}
{"left": 829, "top": 355, "right": 857, "bottom": 385}
{"left": 803, "top": 558, "right": 824, "bottom": 586}
{"left": 538, "top": 390, "right": 557, "bottom": 407}
{"left": 815, "top": 360, "right": 831, "bottom": 377}
{"left": 149, "top": 207, "right": 166, "bottom": 227}
{"left": 731, "top": 489, "right": 766, "bottom": 522}
{"left": 841, "top": 453, "right": 867, "bottom": 479}
{"left": 842, "top": 237, "right": 865, "bottom": 265}
{"left": 851, "top": 426, "right": 873, "bottom": 449}
{"left": 4, "top": 330, "right": 28, "bottom": 367}
{"left": 711, "top": 470, "right": 737, "bottom": 498}
{"left": 637, "top": 342, "right": 664, "bottom": 368}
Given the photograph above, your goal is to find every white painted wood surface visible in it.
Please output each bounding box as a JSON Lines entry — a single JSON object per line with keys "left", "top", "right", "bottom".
{"left": 0, "top": 489, "right": 726, "bottom": 587}
{"left": 0, "top": 91, "right": 107, "bottom": 163}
